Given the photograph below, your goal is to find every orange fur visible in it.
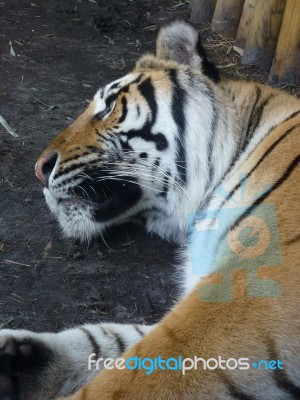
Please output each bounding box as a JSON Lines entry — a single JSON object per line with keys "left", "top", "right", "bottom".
{"left": 60, "top": 112, "right": 300, "bottom": 399}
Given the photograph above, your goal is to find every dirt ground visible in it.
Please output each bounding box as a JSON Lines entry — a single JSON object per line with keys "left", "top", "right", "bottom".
{"left": 0, "top": 1, "right": 299, "bottom": 333}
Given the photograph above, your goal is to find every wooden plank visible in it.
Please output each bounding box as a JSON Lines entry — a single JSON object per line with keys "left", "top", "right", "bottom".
{"left": 211, "top": 0, "right": 245, "bottom": 38}
{"left": 235, "top": 0, "right": 258, "bottom": 49}
{"left": 190, "top": 0, "right": 217, "bottom": 23}
{"left": 269, "top": 0, "right": 300, "bottom": 85}
{"left": 242, "top": 0, "right": 286, "bottom": 71}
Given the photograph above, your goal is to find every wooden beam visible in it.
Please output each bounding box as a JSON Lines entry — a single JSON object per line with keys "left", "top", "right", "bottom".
{"left": 211, "top": 0, "right": 245, "bottom": 38}
{"left": 235, "top": 0, "right": 258, "bottom": 49}
{"left": 242, "top": 0, "right": 286, "bottom": 71}
{"left": 190, "top": 0, "right": 217, "bottom": 23}
{"left": 269, "top": 0, "right": 300, "bottom": 85}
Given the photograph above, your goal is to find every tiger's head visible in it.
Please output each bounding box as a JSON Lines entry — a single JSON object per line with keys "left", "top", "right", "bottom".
{"left": 35, "top": 21, "right": 222, "bottom": 241}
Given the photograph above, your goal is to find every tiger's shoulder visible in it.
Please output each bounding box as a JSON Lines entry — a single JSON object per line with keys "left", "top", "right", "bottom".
{"left": 220, "top": 78, "right": 300, "bottom": 125}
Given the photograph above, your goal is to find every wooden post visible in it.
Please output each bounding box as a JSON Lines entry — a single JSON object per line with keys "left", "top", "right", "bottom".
{"left": 211, "top": 0, "right": 245, "bottom": 38}
{"left": 190, "top": 0, "right": 217, "bottom": 23}
{"left": 269, "top": 0, "right": 300, "bottom": 85}
{"left": 242, "top": 0, "right": 286, "bottom": 71}
{"left": 235, "top": 0, "right": 258, "bottom": 49}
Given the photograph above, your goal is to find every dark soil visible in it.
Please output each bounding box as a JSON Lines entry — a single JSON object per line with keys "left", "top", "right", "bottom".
{"left": 0, "top": 0, "right": 299, "bottom": 333}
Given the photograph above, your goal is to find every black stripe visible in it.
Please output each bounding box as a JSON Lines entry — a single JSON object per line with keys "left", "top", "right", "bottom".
{"left": 54, "top": 152, "right": 118, "bottom": 180}
{"left": 54, "top": 131, "right": 164, "bottom": 181}
{"left": 285, "top": 234, "right": 300, "bottom": 246}
{"left": 136, "top": 105, "right": 141, "bottom": 118}
{"left": 223, "top": 148, "right": 242, "bottom": 179}
{"left": 113, "top": 333, "right": 127, "bottom": 354}
{"left": 103, "top": 74, "right": 143, "bottom": 113}
{"left": 133, "top": 324, "right": 145, "bottom": 337}
{"left": 100, "top": 326, "right": 109, "bottom": 336}
{"left": 162, "top": 325, "right": 179, "bottom": 343}
{"left": 213, "top": 155, "right": 299, "bottom": 259}
{"left": 267, "top": 337, "right": 300, "bottom": 398}
{"left": 105, "top": 92, "right": 118, "bottom": 108}
{"left": 118, "top": 97, "right": 128, "bottom": 124}
{"left": 240, "top": 92, "right": 275, "bottom": 159}
{"left": 121, "top": 74, "right": 143, "bottom": 94}
{"left": 169, "top": 69, "right": 187, "bottom": 184}
{"left": 109, "top": 81, "right": 120, "bottom": 91}
{"left": 218, "top": 123, "right": 300, "bottom": 210}
{"left": 59, "top": 146, "right": 102, "bottom": 167}
{"left": 274, "top": 371, "right": 300, "bottom": 399}
{"left": 80, "top": 327, "right": 101, "bottom": 358}
{"left": 248, "top": 93, "right": 275, "bottom": 139}
{"left": 54, "top": 160, "right": 100, "bottom": 179}
{"left": 115, "top": 76, "right": 168, "bottom": 151}
{"left": 96, "top": 129, "right": 119, "bottom": 149}
{"left": 152, "top": 157, "right": 160, "bottom": 172}
{"left": 120, "top": 138, "right": 133, "bottom": 152}
{"left": 282, "top": 109, "right": 300, "bottom": 123}
{"left": 226, "top": 384, "right": 257, "bottom": 400}
{"left": 231, "top": 155, "right": 299, "bottom": 232}
{"left": 138, "top": 77, "right": 157, "bottom": 124}
{"left": 122, "top": 129, "right": 168, "bottom": 151}
{"left": 100, "top": 327, "right": 126, "bottom": 354}
{"left": 274, "top": 376, "right": 300, "bottom": 400}
{"left": 206, "top": 91, "right": 219, "bottom": 185}
{"left": 159, "top": 170, "right": 170, "bottom": 198}
{"left": 244, "top": 86, "right": 262, "bottom": 146}
{"left": 59, "top": 151, "right": 96, "bottom": 166}
{"left": 54, "top": 134, "right": 121, "bottom": 179}
{"left": 222, "top": 374, "right": 257, "bottom": 400}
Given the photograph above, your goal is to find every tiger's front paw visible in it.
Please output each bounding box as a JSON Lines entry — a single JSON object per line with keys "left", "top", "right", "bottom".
{"left": 0, "top": 330, "right": 58, "bottom": 400}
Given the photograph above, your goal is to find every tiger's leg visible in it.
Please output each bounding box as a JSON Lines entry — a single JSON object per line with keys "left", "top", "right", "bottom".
{"left": 64, "top": 279, "right": 300, "bottom": 400}
{"left": 0, "top": 323, "right": 154, "bottom": 400}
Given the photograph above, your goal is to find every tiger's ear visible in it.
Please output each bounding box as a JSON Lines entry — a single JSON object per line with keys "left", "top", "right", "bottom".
{"left": 156, "top": 21, "right": 220, "bottom": 82}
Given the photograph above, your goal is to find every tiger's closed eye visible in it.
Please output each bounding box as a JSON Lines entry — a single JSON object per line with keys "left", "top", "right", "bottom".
{"left": 94, "top": 106, "right": 112, "bottom": 120}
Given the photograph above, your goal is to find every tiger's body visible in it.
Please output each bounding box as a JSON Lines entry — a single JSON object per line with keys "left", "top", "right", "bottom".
{"left": 0, "top": 21, "right": 299, "bottom": 400}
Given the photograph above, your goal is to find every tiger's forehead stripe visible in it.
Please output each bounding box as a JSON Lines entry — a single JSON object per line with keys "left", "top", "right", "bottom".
{"left": 93, "top": 73, "right": 144, "bottom": 116}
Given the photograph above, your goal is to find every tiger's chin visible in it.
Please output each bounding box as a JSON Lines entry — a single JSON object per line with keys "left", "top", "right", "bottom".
{"left": 43, "top": 188, "right": 142, "bottom": 241}
{"left": 43, "top": 188, "right": 101, "bottom": 241}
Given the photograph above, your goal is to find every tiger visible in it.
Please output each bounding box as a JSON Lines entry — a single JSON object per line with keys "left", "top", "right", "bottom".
{"left": 0, "top": 20, "right": 300, "bottom": 400}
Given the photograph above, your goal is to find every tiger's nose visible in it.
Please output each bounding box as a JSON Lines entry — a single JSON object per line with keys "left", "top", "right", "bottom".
{"left": 35, "top": 153, "right": 58, "bottom": 187}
